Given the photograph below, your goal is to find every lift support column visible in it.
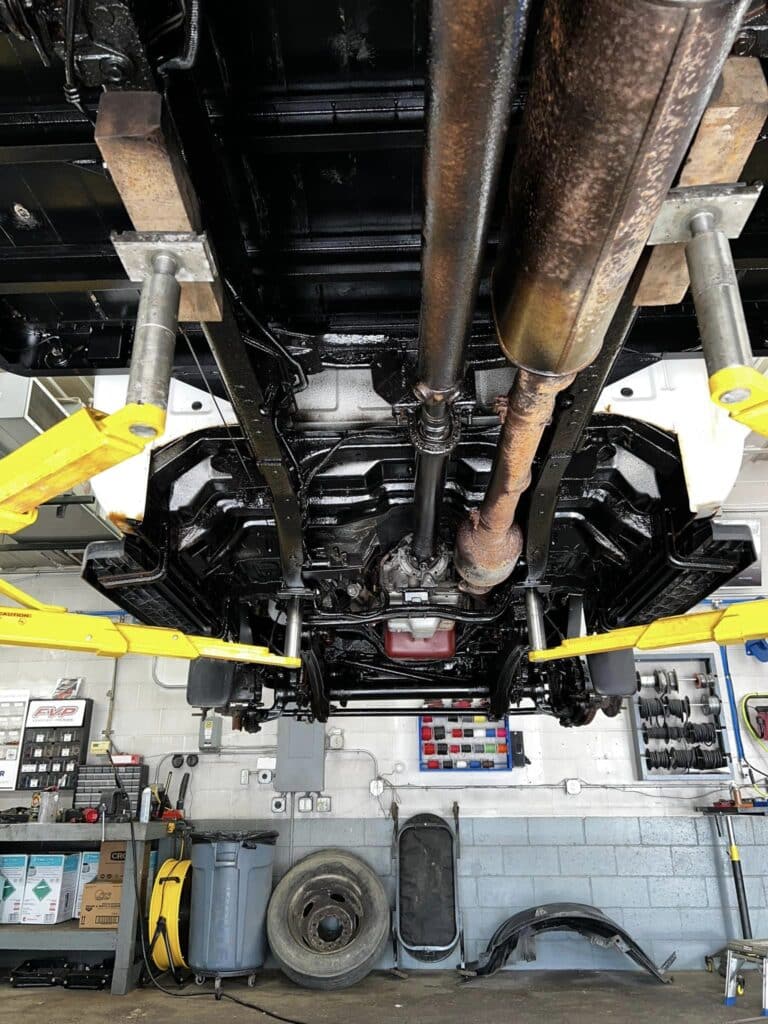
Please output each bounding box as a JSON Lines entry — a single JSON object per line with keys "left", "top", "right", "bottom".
{"left": 647, "top": 183, "right": 768, "bottom": 437}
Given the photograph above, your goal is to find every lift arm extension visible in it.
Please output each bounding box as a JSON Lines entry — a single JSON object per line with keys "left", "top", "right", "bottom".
{"left": 0, "top": 580, "right": 300, "bottom": 669}
{"left": 528, "top": 599, "right": 768, "bottom": 663}
{"left": 0, "top": 403, "right": 165, "bottom": 535}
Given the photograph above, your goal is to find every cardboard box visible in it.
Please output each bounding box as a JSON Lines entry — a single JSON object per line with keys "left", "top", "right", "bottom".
{"left": 74, "top": 851, "right": 101, "bottom": 918}
{"left": 79, "top": 880, "right": 122, "bottom": 929}
{"left": 98, "top": 841, "right": 127, "bottom": 880}
{"left": 21, "top": 853, "right": 80, "bottom": 924}
{"left": 0, "top": 854, "right": 28, "bottom": 923}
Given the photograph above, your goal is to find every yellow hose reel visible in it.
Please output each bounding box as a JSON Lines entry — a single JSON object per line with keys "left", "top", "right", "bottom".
{"left": 148, "top": 858, "right": 192, "bottom": 972}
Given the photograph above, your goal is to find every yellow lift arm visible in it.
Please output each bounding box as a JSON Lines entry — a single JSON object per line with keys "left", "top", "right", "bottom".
{"left": 528, "top": 598, "right": 768, "bottom": 663}
{"left": 0, "top": 403, "right": 166, "bottom": 535}
{"left": 0, "top": 579, "right": 300, "bottom": 669}
{"left": 710, "top": 366, "right": 768, "bottom": 439}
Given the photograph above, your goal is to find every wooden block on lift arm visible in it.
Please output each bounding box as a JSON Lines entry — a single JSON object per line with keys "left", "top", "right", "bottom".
{"left": 94, "top": 90, "right": 223, "bottom": 322}
{"left": 635, "top": 57, "right": 768, "bottom": 308}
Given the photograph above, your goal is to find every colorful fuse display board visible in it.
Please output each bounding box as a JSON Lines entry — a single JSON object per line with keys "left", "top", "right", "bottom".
{"left": 418, "top": 710, "right": 522, "bottom": 771}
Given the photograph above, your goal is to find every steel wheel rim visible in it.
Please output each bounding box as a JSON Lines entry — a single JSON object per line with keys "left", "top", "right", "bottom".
{"left": 286, "top": 869, "right": 366, "bottom": 955}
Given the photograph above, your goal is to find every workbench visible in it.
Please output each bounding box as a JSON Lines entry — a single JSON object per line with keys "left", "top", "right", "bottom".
{"left": 0, "top": 821, "right": 170, "bottom": 995}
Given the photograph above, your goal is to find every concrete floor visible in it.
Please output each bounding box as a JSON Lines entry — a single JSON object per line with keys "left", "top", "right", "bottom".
{"left": 0, "top": 970, "right": 763, "bottom": 1024}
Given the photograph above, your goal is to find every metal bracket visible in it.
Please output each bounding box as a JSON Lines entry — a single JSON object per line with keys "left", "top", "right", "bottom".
{"left": 276, "top": 587, "right": 315, "bottom": 600}
{"left": 111, "top": 231, "right": 217, "bottom": 282}
{"left": 648, "top": 184, "right": 763, "bottom": 245}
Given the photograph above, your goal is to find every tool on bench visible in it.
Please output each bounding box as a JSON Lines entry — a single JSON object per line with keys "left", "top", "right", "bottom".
{"left": 99, "top": 788, "right": 132, "bottom": 823}
{"left": 176, "top": 772, "right": 190, "bottom": 813}
{"left": 150, "top": 773, "right": 173, "bottom": 820}
{"left": 161, "top": 771, "right": 190, "bottom": 821}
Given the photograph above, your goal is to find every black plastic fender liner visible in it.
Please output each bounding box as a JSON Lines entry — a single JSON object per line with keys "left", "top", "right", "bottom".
{"left": 461, "top": 902, "right": 673, "bottom": 981}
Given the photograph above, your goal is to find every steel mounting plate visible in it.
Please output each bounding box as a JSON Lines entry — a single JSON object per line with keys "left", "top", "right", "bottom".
{"left": 648, "top": 183, "right": 763, "bottom": 245}
{"left": 110, "top": 231, "right": 217, "bottom": 282}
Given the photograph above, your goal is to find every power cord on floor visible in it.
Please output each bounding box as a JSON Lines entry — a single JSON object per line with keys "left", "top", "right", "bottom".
{"left": 118, "top": 758, "right": 313, "bottom": 1023}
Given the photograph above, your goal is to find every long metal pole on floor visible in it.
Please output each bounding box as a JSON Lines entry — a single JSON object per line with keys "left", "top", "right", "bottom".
{"left": 724, "top": 816, "right": 752, "bottom": 940}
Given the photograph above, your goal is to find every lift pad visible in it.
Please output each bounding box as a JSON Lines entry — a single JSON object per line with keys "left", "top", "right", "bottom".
{"left": 0, "top": 580, "right": 300, "bottom": 669}
{"left": 709, "top": 365, "right": 768, "bottom": 438}
{"left": 0, "top": 403, "right": 165, "bottom": 534}
{"left": 528, "top": 599, "right": 768, "bottom": 663}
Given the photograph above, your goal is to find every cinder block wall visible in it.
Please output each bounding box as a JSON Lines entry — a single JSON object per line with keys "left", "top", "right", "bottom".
{"left": 205, "top": 814, "right": 764, "bottom": 972}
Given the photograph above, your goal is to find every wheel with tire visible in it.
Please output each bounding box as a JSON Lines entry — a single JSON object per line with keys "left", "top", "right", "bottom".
{"left": 267, "top": 849, "right": 390, "bottom": 990}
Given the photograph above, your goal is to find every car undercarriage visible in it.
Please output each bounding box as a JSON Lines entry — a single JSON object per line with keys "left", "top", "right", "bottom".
{"left": 0, "top": 0, "right": 764, "bottom": 728}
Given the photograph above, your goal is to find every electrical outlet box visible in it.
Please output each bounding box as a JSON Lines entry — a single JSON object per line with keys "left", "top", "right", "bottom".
{"left": 275, "top": 719, "right": 325, "bottom": 792}
{"left": 316, "top": 796, "right": 332, "bottom": 813}
{"left": 198, "top": 712, "right": 222, "bottom": 752}
{"left": 327, "top": 728, "right": 344, "bottom": 750}
{"left": 297, "top": 794, "right": 314, "bottom": 813}
{"left": 240, "top": 769, "right": 250, "bottom": 786}
{"left": 565, "top": 778, "right": 582, "bottom": 796}
{"left": 271, "top": 796, "right": 287, "bottom": 813}
{"left": 257, "top": 769, "right": 274, "bottom": 785}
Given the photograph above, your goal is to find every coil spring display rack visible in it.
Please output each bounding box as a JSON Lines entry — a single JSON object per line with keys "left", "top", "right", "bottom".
{"left": 629, "top": 653, "right": 733, "bottom": 783}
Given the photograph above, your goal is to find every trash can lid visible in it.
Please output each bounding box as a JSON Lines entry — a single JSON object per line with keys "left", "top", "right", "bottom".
{"left": 192, "top": 829, "right": 279, "bottom": 847}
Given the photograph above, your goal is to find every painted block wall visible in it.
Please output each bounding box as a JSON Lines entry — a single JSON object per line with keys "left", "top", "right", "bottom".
{"left": 203, "top": 814, "right": 766, "bottom": 971}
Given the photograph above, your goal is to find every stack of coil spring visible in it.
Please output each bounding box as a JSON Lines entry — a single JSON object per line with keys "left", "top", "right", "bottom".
{"left": 644, "top": 746, "right": 727, "bottom": 771}
{"left": 639, "top": 671, "right": 727, "bottom": 774}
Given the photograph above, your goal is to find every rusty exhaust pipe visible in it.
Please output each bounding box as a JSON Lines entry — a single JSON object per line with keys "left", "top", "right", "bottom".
{"left": 410, "top": 0, "right": 531, "bottom": 564}
{"left": 456, "top": 0, "right": 750, "bottom": 594}
{"left": 455, "top": 369, "right": 575, "bottom": 593}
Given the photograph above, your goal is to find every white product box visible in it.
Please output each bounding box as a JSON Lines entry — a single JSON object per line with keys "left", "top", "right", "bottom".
{"left": 21, "top": 853, "right": 81, "bottom": 924}
{"left": 74, "top": 851, "right": 101, "bottom": 918}
{"left": 0, "top": 854, "right": 28, "bottom": 923}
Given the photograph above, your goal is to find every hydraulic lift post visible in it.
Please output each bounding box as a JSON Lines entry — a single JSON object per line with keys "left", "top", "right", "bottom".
{"left": 647, "top": 183, "right": 768, "bottom": 437}
{"left": 0, "top": 230, "right": 215, "bottom": 535}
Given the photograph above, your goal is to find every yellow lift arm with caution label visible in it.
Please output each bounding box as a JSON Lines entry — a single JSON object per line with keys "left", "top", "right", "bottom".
{"left": 0, "top": 579, "right": 300, "bottom": 669}
{"left": 0, "top": 403, "right": 166, "bottom": 535}
{"left": 529, "top": 598, "right": 768, "bottom": 663}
